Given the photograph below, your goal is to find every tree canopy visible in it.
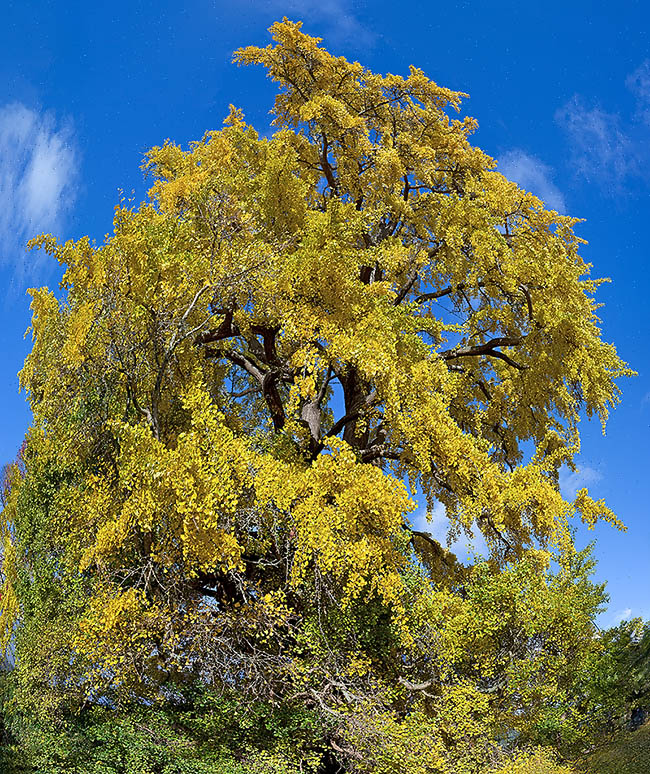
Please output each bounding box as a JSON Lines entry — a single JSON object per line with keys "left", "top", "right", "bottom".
{"left": 0, "top": 19, "right": 632, "bottom": 774}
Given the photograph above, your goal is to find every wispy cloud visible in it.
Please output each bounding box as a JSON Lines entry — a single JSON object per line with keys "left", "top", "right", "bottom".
{"left": 498, "top": 150, "right": 566, "bottom": 213}
{"left": 261, "top": 0, "right": 374, "bottom": 48}
{"left": 559, "top": 463, "right": 602, "bottom": 500}
{"left": 626, "top": 59, "right": 650, "bottom": 125}
{"left": 412, "top": 501, "right": 488, "bottom": 562}
{"left": 555, "top": 97, "right": 636, "bottom": 188}
{"left": 612, "top": 606, "right": 633, "bottom": 625}
{"left": 0, "top": 103, "right": 77, "bottom": 287}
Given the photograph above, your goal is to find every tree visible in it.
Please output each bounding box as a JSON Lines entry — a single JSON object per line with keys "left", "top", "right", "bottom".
{"left": 0, "top": 19, "right": 631, "bottom": 774}
{"left": 567, "top": 616, "right": 650, "bottom": 742}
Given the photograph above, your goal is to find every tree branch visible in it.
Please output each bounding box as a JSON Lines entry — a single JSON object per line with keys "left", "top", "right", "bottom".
{"left": 519, "top": 283, "right": 533, "bottom": 321}
{"left": 194, "top": 309, "right": 240, "bottom": 346}
{"left": 360, "top": 445, "right": 402, "bottom": 463}
{"left": 214, "top": 349, "right": 286, "bottom": 431}
{"left": 408, "top": 528, "right": 455, "bottom": 570}
{"left": 415, "top": 286, "right": 453, "bottom": 303}
{"left": 393, "top": 267, "right": 419, "bottom": 306}
{"left": 320, "top": 133, "right": 339, "bottom": 195}
{"left": 440, "top": 336, "right": 527, "bottom": 370}
{"left": 326, "top": 389, "right": 377, "bottom": 440}
{"left": 398, "top": 676, "right": 434, "bottom": 692}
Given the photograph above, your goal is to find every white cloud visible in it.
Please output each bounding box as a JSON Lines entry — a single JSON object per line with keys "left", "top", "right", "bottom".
{"left": 612, "top": 607, "right": 633, "bottom": 625}
{"left": 259, "top": 0, "right": 374, "bottom": 48}
{"left": 412, "top": 501, "right": 488, "bottom": 562}
{"left": 498, "top": 150, "right": 566, "bottom": 213}
{"left": 559, "top": 463, "right": 602, "bottom": 500}
{"left": 555, "top": 97, "right": 636, "bottom": 187}
{"left": 0, "top": 103, "right": 77, "bottom": 286}
{"left": 626, "top": 60, "right": 650, "bottom": 124}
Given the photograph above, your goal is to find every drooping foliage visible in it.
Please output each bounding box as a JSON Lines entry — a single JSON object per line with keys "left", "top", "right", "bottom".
{"left": 0, "top": 19, "right": 631, "bottom": 773}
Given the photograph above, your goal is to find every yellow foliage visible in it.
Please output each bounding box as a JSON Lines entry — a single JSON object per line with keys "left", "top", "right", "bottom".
{"left": 486, "top": 748, "right": 576, "bottom": 774}
{"left": 0, "top": 17, "right": 632, "bottom": 772}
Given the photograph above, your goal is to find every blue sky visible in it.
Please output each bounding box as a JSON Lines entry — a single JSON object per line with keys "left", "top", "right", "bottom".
{"left": 0, "top": 0, "right": 647, "bottom": 627}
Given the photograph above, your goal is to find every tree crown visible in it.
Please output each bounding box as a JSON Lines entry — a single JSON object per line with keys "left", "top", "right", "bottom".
{"left": 0, "top": 19, "right": 631, "bottom": 774}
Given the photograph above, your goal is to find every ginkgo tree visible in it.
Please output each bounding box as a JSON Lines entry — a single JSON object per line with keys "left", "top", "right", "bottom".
{"left": 0, "top": 19, "right": 631, "bottom": 774}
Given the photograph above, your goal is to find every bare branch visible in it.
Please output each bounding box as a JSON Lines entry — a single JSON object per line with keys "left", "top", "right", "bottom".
{"left": 315, "top": 365, "right": 334, "bottom": 405}
{"left": 416, "top": 286, "right": 453, "bottom": 304}
{"left": 360, "top": 445, "right": 402, "bottom": 463}
{"left": 393, "top": 267, "right": 419, "bottom": 306}
{"left": 195, "top": 309, "right": 240, "bottom": 346}
{"left": 326, "top": 389, "right": 377, "bottom": 440}
{"left": 440, "top": 336, "right": 527, "bottom": 371}
{"left": 230, "top": 386, "right": 262, "bottom": 399}
{"left": 221, "top": 350, "right": 265, "bottom": 384}
{"left": 398, "top": 676, "right": 434, "bottom": 692}
{"left": 478, "top": 513, "right": 514, "bottom": 556}
{"left": 320, "top": 133, "right": 339, "bottom": 195}
{"left": 415, "top": 277, "right": 485, "bottom": 305}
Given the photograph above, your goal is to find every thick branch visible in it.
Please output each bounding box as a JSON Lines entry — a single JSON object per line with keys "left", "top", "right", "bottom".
{"left": 393, "top": 267, "right": 419, "bottom": 306}
{"left": 195, "top": 309, "right": 240, "bottom": 346}
{"left": 441, "top": 336, "right": 527, "bottom": 371}
{"left": 320, "top": 133, "right": 339, "bottom": 195}
{"left": 360, "top": 445, "right": 401, "bottom": 463}
{"left": 406, "top": 526, "right": 457, "bottom": 572}
{"left": 217, "top": 349, "right": 286, "bottom": 432}
{"left": 261, "top": 372, "right": 286, "bottom": 432}
{"left": 333, "top": 367, "right": 372, "bottom": 450}
{"left": 250, "top": 324, "right": 280, "bottom": 364}
{"left": 415, "top": 278, "right": 485, "bottom": 305}
{"left": 300, "top": 367, "right": 333, "bottom": 454}
{"left": 398, "top": 676, "right": 434, "bottom": 692}
{"left": 326, "top": 389, "right": 377, "bottom": 440}
{"left": 415, "top": 286, "right": 453, "bottom": 303}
